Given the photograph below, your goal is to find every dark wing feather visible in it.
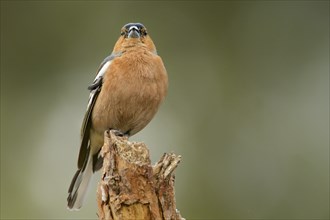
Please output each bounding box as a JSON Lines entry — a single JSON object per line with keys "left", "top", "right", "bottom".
{"left": 77, "top": 88, "right": 100, "bottom": 168}
{"left": 76, "top": 53, "right": 122, "bottom": 169}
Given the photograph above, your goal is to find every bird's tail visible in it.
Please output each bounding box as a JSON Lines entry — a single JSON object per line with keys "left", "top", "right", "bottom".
{"left": 67, "top": 153, "right": 93, "bottom": 210}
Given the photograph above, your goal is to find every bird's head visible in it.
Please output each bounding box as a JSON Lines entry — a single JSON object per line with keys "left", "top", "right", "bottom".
{"left": 113, "top": 23, "right": 156, "bottom": 54}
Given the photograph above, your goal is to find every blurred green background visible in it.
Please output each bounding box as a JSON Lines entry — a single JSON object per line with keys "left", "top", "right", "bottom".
{"left": 1, "top": 1, "right": 329, "bottom": 219}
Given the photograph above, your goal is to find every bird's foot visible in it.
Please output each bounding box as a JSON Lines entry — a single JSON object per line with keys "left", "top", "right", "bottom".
{"left": 111, "top": 129, "right": 125, "bottom": 137}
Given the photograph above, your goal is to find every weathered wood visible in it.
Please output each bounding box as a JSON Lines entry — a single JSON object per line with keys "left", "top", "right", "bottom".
{"left": 97, "top": 130, "right": 184, "bottom": 220}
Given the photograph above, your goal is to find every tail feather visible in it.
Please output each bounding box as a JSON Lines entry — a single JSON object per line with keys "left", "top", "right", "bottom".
{"left": 67, "top": 155, "right": 93, "bottom": 210}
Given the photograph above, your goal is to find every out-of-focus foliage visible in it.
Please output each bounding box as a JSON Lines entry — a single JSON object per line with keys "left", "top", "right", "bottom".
{"left": 1, "top": 1, "right": 328, "bottom": 219}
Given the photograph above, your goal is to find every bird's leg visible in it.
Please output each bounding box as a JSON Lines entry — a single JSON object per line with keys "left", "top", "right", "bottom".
{"left": 111, "top": 129, "right": 125, "bottom": 137}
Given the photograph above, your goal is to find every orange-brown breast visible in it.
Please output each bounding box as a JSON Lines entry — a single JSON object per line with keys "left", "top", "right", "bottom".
{"left": 91, "top": 46, "right": 168, "bottom": 146}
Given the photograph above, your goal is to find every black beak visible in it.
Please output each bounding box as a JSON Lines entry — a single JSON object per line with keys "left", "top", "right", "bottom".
{"left": 128, "top": 26, "right": 140, "bottom": 38}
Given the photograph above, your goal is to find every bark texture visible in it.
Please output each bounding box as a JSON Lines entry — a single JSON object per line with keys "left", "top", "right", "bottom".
{"left": 97, "top": 130, "right": 184, "bottom": 220}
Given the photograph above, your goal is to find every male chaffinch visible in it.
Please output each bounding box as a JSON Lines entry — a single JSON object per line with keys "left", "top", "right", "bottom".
{"left": 67, "top": 23, "right": 168, "bottom": 210}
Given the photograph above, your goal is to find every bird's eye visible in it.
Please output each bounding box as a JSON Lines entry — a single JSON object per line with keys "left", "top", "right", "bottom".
{"left": 120, "top": 31, "right": 125, "bottom": 36}
{"left": 141, "top": 29, "right": 147, "bottom": 36}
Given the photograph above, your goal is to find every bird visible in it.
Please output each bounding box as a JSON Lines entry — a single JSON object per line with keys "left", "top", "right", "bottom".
{"left": 67, "top": 23, "right": 168, "bottom": 210}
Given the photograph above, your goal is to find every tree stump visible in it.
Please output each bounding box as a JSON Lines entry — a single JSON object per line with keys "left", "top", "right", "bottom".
{"left": 97, "top": 130, "right": 184, "bottom": 220}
